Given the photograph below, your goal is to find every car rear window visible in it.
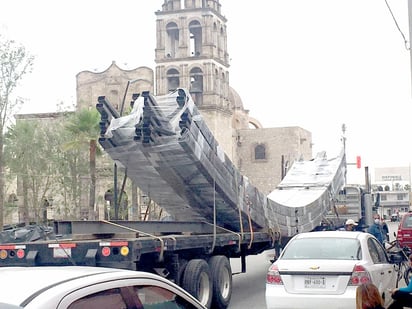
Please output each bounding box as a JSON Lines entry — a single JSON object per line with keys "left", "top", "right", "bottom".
{"left": 401, "top": 215, "right": 412, "bottom": 228}
{"left": 281, "top": 237, "right": 361, "bottom": 260}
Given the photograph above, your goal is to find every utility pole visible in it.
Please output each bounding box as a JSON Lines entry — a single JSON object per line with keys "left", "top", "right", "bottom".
{"left": 341, "top": 123, "right": 347, "bottom": 185}
{"left": 409, "top": 0, "right": 412, "bottom": 92}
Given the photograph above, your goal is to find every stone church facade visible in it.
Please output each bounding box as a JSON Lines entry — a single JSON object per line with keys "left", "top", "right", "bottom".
{"left": 77, "top": 0, "right": 312, "bottom": 196}
{"left": 8, "top": 0, "right": 313, "bottom": 224}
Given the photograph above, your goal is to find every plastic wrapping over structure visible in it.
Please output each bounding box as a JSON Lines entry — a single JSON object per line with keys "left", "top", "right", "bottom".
{"left": 267, "top": 150, "right": 347, "bottom": 237}
{"left": 97, "top": 88, "right": 346, "bottom": 237}
{"left": 0, "top": 225, "right": 55, "bottom": 243}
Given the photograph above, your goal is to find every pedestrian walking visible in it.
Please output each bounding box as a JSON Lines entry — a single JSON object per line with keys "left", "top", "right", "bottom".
{"left": 368, "top": 214, "right": 385, "bottom": 244}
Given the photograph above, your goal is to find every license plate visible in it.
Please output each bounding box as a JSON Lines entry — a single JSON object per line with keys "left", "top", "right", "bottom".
{"left": 53, "top": 248, "right": 72, "bottom": 258}
{"left": 304, "top": 276, "right": 326, "bottom": 288}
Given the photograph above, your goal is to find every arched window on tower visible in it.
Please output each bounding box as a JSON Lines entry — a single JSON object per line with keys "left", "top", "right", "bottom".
{"left": 214, "top": 68, "right": 219, "bottom": 93}
{"left": 167, "top": 68, "right": 180, "bottom": 92}
{"left": 189, "top": 67, "right": 203, "bottom": 106}
{"left": 221, "top": 72, "right": 226, "bottom": 98}
{"left": 189, "top": 20, "right": 202, "bottom": 57}
{"left": 219, "top": 26, "right": 225, "bottom": 58}
{"left": 254, "top": 144, "right": 266, "bottom": 160}
{"left": 213, "top": 23, "right": 218, "bottom": 55}
{"left": 166, "top": 22, "right": 179, "bottom": 58}
{"left": 190, "top": 67, "right": 203, "bottom": 92}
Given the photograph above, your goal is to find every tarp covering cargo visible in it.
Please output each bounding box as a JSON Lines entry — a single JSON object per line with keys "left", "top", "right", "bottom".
{"left": 97, "top": 89, "right": 346, "bottom": 237}
{"left": 267, "top": 150, "right": 346, "bottom": 236}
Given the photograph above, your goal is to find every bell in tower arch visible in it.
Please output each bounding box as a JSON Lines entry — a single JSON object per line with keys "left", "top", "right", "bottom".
{"left": 189, "top": 67, "right": 203, "bottom": 93}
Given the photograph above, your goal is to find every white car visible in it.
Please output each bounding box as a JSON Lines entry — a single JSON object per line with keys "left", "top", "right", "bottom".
{"left": 0, "top": 266, "right": 206, "bottom": 309}
{"left": 265, "top": 231, "right": 398, "bottom": 309}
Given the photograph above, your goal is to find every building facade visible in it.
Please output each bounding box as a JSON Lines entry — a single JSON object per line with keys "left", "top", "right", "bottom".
{"left": 9, "top": 0, "right": 313, "bottom": 224}
{"left": 77, "top": 63, "right": 154, "bottom": 112}
{"left": 77, "top": 0, "right": 313, "bottom": 196}
{"left": 373, "top": 166, "right": 411, "bottom": 219}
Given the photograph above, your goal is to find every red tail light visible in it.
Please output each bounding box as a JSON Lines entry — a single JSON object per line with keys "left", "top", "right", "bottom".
{"left": 266, "top": 264, "right": 283, "bottom": 285}
{"left": 349, "top": 264, "right": 371, "bottom": 285}
{"left": 0, "top": 245, "right": 26, "bottom": 260}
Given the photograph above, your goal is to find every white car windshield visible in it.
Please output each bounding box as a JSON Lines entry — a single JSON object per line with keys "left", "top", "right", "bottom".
{"left": 281, "top": 238, "right": 361, "bottom": 260}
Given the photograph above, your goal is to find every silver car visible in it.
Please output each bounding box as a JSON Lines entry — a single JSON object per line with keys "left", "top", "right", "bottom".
{"left": 265, "top": 231, "right": 398, "bottom": 309}
{"left": 0, "top": 266, "right": 206, "bottom": 309}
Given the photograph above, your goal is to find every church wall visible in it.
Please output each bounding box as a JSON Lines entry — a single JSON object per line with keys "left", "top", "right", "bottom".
{"left": 236, "top": 127, "right": 312, "bottom": 194}
{"left": 6, "top": 1, "right": 316, "bottom": 225}
{"left": 76, "top": 62, "right": 154, "bottom": 110}
{"left": 200, "top": 109, "right": 234, "bottom": 160}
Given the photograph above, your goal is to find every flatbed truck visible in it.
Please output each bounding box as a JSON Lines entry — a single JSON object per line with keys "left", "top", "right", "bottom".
{"left": 0, "top": 219, "right": 276, "bottom": 309}
{"left": 0, "top": 90, "right": 355, "bottom": 308}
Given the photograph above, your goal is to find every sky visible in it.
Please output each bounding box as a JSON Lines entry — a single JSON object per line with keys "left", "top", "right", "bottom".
{"left": 1, "top": 0, "right": 411, "bottom": 184}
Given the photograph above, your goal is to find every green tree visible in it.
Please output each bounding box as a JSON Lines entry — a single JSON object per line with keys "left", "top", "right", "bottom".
{"left": 5, "top": 115, "right": 90, "bottom": 222}
{"left": 64, "top": 108, "right": 101, "bottom": 220}
{"left": 0, "top": 36, "right": 34, "bottom": 229}
{"left": 4, "top": 120, "right": 34, "bottom": 223}
{"left": 55, "top": 121, "right": 88, "bottom": 219}
{"left": 4, "top": 119, "right": 73, "bottom": 223}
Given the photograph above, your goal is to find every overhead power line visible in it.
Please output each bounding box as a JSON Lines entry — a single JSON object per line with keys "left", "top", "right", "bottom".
{"left": 384, "top": 0, "right": 410, "bottom": 50}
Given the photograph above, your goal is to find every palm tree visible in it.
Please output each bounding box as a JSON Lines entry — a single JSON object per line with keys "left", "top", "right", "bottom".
{"left": 64, "top": 108, "right": 100, "bottom": 220}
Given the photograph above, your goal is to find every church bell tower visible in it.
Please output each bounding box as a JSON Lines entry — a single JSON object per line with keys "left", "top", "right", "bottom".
{"left": 154, "top": 0, "right": 234, "bottom": 158}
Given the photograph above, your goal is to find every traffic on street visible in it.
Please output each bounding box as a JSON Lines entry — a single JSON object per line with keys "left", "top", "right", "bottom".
{"left": 228, "top": 220, "right": 407, "bottom": 309}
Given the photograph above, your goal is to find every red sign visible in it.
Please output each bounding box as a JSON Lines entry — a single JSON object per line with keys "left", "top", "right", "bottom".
{"left": 356, "top": 156, "right": 361, "bottom": 169}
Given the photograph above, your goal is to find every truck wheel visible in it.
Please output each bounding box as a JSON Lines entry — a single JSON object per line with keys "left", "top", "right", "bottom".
{"left": 182, "top": 259, "right": 212, "bottom": 308}
{"left": 177, "top": 259, "right": 188, "bottom": 284}
{"left": 208, "top": 255, "right": 232, "bottom": 309}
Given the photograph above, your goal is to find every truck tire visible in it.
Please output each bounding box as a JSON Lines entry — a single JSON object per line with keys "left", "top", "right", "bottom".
{"left": 182, "top": 259, "right": 212, "bottom": 308}
{"left": 208, "top": 255, "right": 232, "bottom": 309}
{"left": 177, "top": 258, "right": 188, "bottom": 284}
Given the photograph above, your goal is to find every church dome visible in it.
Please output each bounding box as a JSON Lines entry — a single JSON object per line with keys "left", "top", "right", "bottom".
{"left": 229, "top": 86, "right": 244, "bottom": 110}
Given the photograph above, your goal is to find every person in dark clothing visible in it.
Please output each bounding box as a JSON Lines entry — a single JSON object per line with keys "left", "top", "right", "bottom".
{"left": 368, "top": 214, "right": 385, "bottom": 244}
{"left": 356, "top": 282, "right": 385, "bottom": 309}
{"left": 388, "top": 254, "right": 412, "bottom": 309}
{"left": 382, "top": 219, "right": 389, "bottom": 241}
